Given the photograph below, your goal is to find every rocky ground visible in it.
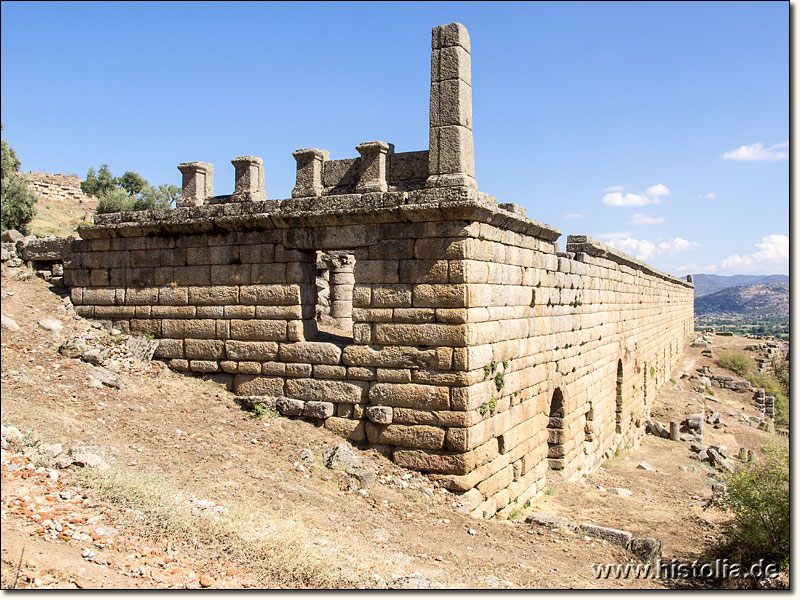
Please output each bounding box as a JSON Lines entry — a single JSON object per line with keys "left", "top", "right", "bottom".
{"left": 0, "top": 262, "right": 788, "bottom": 589}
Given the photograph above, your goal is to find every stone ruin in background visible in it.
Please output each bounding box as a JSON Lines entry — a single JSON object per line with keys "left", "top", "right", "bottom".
{"left": 63, "top": 23, "right": 695, "bottom": 518}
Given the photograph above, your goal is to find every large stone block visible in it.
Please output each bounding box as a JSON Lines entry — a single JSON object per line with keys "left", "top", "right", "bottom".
{"left": 365, "top": 423, "right": 445, "bottom": 449}
{"left": 239, "top": 284, "right": 301, "bottom": 305}
{"left": 229, "top": 319, "right": 287, "bottom": 341}
{"left": 233, "top": 375, "right": 285, "bottom": 397}
{"left": 184, "top": 339, "right": 226, "bottom": 360}
{"left": 370, "top": 383, "right": 450, "bottom": 410}
{"left": 285, "top": 378, "right": 367, "bottom": 404}
{"left": 278, "top": 342, "right": 342, "bottom": 365}
{"left": 324, "top": 417, "right": 366, "bottom": 442}
{"left": 373, "top": 323, "right": 467, "bottom": 347}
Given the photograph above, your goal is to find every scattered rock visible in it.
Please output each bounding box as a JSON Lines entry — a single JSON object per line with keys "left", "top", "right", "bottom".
{"left": 637, "top": 461, "right": 656, "bottom": 471}
{"left": 86, "top": 366, "right": 124, "bottom": 389}
{"left": 525, "top": 512, "right": 568, "bottom": 529}
{"left": 346, "top": 465, "right": 376, "bottom": 488}
{"left": 322, "top": 443, "right": 362, "bottom": 470}
{"left": 580, "top": 523, "right": 632, "bottom": 548}
{"left": 630, "top": 537, "right": 663, "bottom": 563}
{"left": 125, "top": 336, "right": 159, "bottom": 363}
{"left": 300, "top": 448, "right": 314, "bottom": 463}
{"left": 199, "top": 575, "right": 214, "bottom": 588}
{"left": 607, "top": 487, "right": 633, "bottom": 498}
{"left": 38, "top": 442, "right": 64, "bottom": 457}
{"left": 70, "top": 453, "right": 109, "bottom": 470}
{"left": 82, "top": 347, "right": 111, "bottom": 366}
{"left": 59, "top": 336, "right": 89, "bottom": 358}
{"left": 1, "top": 424, "right": 23, "bottom": 445}
{"left": 37, "top": 318, "right": 63, "bottom": 332}
{"left": 480, "top": 575, "right": 516, "bottom": 589}
{"left": 1, "top": 314, "right": 20, "bottom": 332}
{"left": 390, "top": 572, "right": 437, "bottom": 589}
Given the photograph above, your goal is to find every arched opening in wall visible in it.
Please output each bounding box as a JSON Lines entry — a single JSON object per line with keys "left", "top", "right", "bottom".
{"left": 547, "top": 388, "right": 566, "bottom": 470}
{"left": 615, "top": 360, "right": 624, "bottom": 434}
{"left": 314, "top": 250, "right": 355, "bottom": 342}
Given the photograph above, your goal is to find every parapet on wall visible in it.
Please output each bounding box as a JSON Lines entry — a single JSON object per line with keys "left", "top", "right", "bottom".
{"left": 64, "top": 22, "right": 694, "bottom": 518}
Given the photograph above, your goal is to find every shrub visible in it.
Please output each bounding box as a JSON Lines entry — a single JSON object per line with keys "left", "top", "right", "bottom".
{"left": 717, "top": 351, "right": 755, "bottom": 378}
{"left": 95, "top": 188, "right": 136, "bottom": 214}
{"left": 719, "top": 444, "right": 789, "bottom": 570}
{"left": 1, "top": 128, "right": 37, "bottom": 234}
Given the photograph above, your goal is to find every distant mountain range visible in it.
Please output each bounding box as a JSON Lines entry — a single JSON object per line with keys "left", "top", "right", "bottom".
{"left": 691, "top": 274, "right": 789, "bottom": 298}
{"left": 694, "top": 281, "right": 789, "bottom": 318}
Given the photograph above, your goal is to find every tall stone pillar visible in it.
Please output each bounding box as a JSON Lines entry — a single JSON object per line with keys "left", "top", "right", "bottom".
{"left": 292, "top": 148, "right": 329, "bottom": 197}
{"left": 356, "top": 141, "right": 392, "bottom": 193}
{"left": 231, "top": 155, "right": 266, "bottom": 202}
{"left": 176, "top": 162, "right": 214, "bottom": 207}
{"left": 427, "top": 22, "right": 476, "bottom": 190}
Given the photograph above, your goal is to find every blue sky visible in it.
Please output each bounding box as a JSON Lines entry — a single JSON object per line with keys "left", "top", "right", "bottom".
{"left": 1, "top": 1, "right": 788, "bottom": 276}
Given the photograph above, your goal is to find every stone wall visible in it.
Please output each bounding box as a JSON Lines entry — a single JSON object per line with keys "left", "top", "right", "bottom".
{"left": 63, "top": 22, "right": 694, "bottom": 518}
{"left": 23, "top": 172, "right": 94, "bottom": 204}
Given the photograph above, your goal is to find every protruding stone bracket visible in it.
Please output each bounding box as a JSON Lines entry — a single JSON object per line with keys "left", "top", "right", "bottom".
{"left": 231, "top": 155, "right": 266, "bottom": 202}
{"left": 176, "top": 162, "right": 214, "bottom": 207}
{"left": 292, "top": 148, "right": 329, "bottom": 198}
{"left": 356, "top": 141, "right": 393, "bottom": 193}
{"left": 427, "top": 22, "right": 477, "bottom": 191}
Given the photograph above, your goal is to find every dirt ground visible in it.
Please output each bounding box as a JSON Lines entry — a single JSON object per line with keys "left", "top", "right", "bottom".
{"left": 0, "top": 264, "right": 787, "bottom": 589}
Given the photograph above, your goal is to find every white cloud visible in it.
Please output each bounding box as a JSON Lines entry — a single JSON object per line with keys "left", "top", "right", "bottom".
{"left": 602, "top": 192, "right": 656, "bottom": 206}
{"left": 629, "top": 213, "right": 665, "bottom": 225}
{"left": 604, "top": 185, "right": 625, "bottom": 192}
{"left": 600, "top": 235, "right": 698, "bottom": 262}
{"left": 710, "top": 234, "right": 789, "bottom": 275}
{"left": 697, "top": 193, "right": 716, "bottom": 200}
{"left": 563, "top": 213, "right": 582, "bottom": 219}
{"left": 721, "top": 141, "right": 788, "bottom": 162}
{"left": 601, "top": 183, "right": 670, "bottom": 207}
{"left": 644, "top": 184, "right": 670, "bottom": 198}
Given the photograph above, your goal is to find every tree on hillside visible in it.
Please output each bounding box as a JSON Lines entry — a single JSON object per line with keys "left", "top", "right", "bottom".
{"left": 82, "top": 163, "right": 181, "bottom": 214}
{"left": 1, "top": 124, "right": 38, "bottom": 234}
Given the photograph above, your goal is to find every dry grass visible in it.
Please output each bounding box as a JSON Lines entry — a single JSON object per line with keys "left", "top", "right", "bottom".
{"left": 75, "top": 466, "right": 382, "bottom": 588}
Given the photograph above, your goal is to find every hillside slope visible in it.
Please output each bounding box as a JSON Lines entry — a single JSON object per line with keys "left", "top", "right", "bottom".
{"left": 691, "top": 274, "right": 788, "bottom": 298}
{"left": 694, "top": 282, "right": 789, "bottom": 318}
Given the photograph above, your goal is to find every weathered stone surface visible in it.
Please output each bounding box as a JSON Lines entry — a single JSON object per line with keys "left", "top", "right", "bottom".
{"left": 365, "top": 405, "right": 393, "bottom": 424}
{"left": 285, "top": 378, "right": 366, "bottom": 404}
{"left": 322, "top": 443, "right": 361, "bottom": 470}
{"left": 324, "top": 417, "right": 366, "bottom": 441}
{"left": 276, "top": 398, "right": 305, "bottom": 417}
{"left": 303, "top": 401, "right": 335, "bottom": 419}
{"left": 365, "top": 423, "right": 445, "bottom": 449}
{"left": 369, "top": 383, "right": 449, "bottom": 410}
{"left": 525, "top": 512, "right": 568, "bottom": 529}
{"left": 579, "top": 523, "right": 632, "bottom": 548}
{"left": 630, "top": 538, "right": 663, "bottom": 563}
{"left": 87, "top": 366, "right": 124, "bottom": 389}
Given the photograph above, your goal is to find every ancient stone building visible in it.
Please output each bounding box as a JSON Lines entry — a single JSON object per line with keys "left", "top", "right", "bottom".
{"left": 64, "top": 23, "right": 694, "bottom": 518}
{"left": 23, "top": 172, "right": 94, "bottom": 205}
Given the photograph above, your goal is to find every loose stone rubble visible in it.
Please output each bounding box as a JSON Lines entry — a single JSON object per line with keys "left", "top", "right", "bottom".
{"left": 60, "top": 22, "right": 695, "bottom": 518}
